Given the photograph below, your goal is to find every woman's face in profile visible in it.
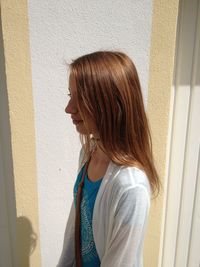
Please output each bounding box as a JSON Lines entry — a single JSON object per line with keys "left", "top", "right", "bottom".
{"left": 65, "top": 75, "right": 98, "bottom": 137}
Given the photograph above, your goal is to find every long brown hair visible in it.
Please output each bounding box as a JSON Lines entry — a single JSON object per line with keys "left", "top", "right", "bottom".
{"left": 69, "top": 51, "right": 161, "bottom": 197}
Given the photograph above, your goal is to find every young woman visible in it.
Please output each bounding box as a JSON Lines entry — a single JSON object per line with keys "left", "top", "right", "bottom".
{"left": 57, "top": 51, "right": 161, "bottom": 267}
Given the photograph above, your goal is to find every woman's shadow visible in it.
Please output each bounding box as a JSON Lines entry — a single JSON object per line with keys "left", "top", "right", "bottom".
{"left": 17, "top": 216, "right": 37, "bottom": 267}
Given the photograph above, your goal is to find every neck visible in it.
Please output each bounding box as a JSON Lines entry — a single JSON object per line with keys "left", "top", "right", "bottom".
{"left": 92, "top": 141, "right": 110, "bottom": 164}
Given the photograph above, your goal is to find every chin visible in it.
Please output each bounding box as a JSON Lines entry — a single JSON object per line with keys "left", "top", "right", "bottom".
{"left": 75, "top": 124, "right": 88, "bottom": 134}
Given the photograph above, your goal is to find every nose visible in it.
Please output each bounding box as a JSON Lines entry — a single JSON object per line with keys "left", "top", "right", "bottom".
{"left": 65, "top": 99, "right": 78, "bottom": 114}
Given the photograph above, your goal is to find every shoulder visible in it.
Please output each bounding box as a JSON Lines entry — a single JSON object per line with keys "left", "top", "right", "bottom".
{"left": 110, "top": 164, "right": 151, "bottom": 201}
{"left": 108, "top": 165, "right": 151, "bottom": 224}
{"left": 118, "top": 166, "right": 150, "bottom": 189}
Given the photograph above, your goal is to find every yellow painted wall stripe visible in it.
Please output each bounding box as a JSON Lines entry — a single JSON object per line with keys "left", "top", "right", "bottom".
{"left": 145, "top": 0, "right": 179, "bottom": 266}
{"left": 1, "top": 0, "right": 41, "bottom": 266}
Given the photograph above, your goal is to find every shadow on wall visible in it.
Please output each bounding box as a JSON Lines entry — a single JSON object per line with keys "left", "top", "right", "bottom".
{"left": 0, "top": 10, "right": 18, "bottom": 267}
{"left": 17, "top": 216, "right": 37, "bottom": 267}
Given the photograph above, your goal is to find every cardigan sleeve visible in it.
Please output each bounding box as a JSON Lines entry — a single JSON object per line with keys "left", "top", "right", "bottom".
{"left": 100, "top": 186, "right": 150, "bottom": 267}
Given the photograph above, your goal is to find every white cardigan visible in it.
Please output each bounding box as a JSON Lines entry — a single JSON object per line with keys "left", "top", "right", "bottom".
{"left": 57, "top": 148, "right": 151, "bottom": 267}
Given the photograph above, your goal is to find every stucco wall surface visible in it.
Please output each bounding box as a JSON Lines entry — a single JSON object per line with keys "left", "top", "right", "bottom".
{"left": 145, "top": 0, "right": 179, "bottom": 266}
{"left": 27, "top": 1, "right": 153, "bottom": 266}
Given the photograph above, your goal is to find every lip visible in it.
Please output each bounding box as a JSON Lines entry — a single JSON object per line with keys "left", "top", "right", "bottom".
{"left": 72, "top": 119, "right": 83, "bottom": 125}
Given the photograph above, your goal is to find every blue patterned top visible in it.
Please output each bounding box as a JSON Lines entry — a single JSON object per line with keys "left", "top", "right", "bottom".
{"left": 74, "top": 164, "right": 103, "bottom": 267}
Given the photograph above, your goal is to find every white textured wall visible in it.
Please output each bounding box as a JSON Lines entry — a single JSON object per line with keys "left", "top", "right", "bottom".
{"left": 28, "top": 1, "right": 153, "bottom": 266}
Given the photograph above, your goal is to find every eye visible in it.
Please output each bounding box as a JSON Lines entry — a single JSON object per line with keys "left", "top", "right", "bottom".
{"left": 67, "top": 87, "right": 72, "bottom": 97}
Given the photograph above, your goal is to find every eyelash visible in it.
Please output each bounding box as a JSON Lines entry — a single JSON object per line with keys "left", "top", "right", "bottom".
{"left": 67, "top": 93, "right": 71, "bottom": 97}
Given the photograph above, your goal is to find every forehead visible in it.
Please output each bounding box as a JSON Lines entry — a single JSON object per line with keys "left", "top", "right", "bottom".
{"left": 68, "top": 74, "right": 76, "bottom": 91}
